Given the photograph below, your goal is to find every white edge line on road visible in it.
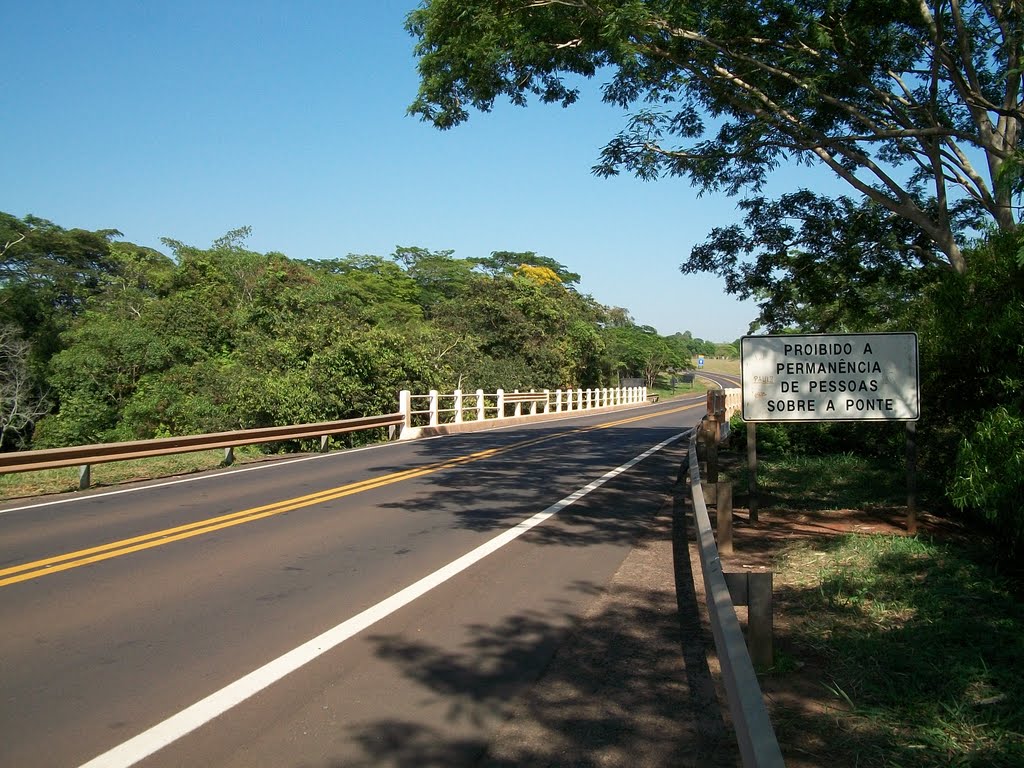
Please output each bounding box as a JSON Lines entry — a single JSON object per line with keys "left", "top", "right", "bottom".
{"left": 77, "top": 430, "right": 688, "bottom": 768}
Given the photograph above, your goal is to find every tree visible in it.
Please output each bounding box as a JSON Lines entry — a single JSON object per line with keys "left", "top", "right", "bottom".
{"left": 0, "top": 212, "right": 121, "bottom": 312}
{"left": 687, "top": 190, "right": 945, "bottom": 332}
{"left": 478, "top": 250, "right": 582, "bottom": 286}
{"left": 603, "top": 324, "right": 675, "bottom": 388}
{"left": 407, "top": 1, "right": 1023, "bottom": 273}
{"left": 0, "top": 326, "right": 48, "bottom": 450}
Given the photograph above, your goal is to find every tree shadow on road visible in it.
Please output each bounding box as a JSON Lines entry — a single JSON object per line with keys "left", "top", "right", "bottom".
{"left": 373, "top": 425, "right": 691, "bottom": 551}
{"left": 326, "top": 471, "right": 738, "bottom": 768}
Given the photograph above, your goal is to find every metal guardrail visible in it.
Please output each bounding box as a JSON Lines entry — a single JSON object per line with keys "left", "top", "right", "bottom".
{"left": 0, "top": 412, "right": 404, "bottom": 476}
{"left": 687, "top": 429, "right": 785, "bottom": 767}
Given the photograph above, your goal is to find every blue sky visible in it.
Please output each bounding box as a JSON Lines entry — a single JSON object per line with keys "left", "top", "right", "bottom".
{"left": 3, "top": 1, "right": 837, "bottom": 342}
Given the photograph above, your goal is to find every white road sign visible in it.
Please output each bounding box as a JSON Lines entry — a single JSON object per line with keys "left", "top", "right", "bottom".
{"left": 741, "top": 333, "right": 920, "bottom": 422}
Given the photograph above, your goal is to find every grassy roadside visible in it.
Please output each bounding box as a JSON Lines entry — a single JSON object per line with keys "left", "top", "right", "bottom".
{"left": 691, "top": 357, "right": 741, "bottom": 375}
{"left": 732, "top": 450, "right": 1024, "bottom": 766}
{"left": 648, "top": 358, "right": 740, "bottom": 400}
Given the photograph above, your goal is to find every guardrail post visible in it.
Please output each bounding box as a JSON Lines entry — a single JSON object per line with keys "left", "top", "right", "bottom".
{"left": 79, "top": 464, "right": 91, "bottom": 490}
{"left": 513, "top": 390, "right": 523, "bottom": 417}
{"left": 577, "top": 388, "right": 585, "bottom": 411}
{"left": 223, "top": 446, "right": 235, "bottom": 466}
{"left": 703, "top": 418, "right": 720, "bottom": 483}
{"left": 453, "top": 389, "right": 463, "bottom": 424}
{"left": 717, "top": 481, "right": 733, "bottom": 554}
{"left": 496, "top": 389, "right": 505, "bottom": 419}
{"left": 724, "top": 570, "right": 774, "bottom": 670}
{"left": 543, "top": 389, "right": 550, "bottom": 414}
{"left": 749, "top": 572, "right": 774, "bottom": 669}
{"left": 319, "top": 435, "right": 329, "bottom": 453}
{"left": 555, "top": 389, "right": 563, "bottom": 412}
{"left": 530, "top": 396, "right": 538, "bottom": 416}
{"left": 428, "top": 390, "right": 439, "bottom": 426}
{"left": 476, "top": 389, "right": 485, "bottom": 422}
{"left": 397, "top": 390, "right": 411, "bottom": 438}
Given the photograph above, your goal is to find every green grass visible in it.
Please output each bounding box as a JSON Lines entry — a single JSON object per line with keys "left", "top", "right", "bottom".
{"left": 782, "top": 534, "right": 1024, "bottom": 765}
{"left": 649, "top": 371, "right": 707, "bottom": 400}
{"left": 756, "top": 454, "right": 1024, "bottom": 766}
{"left": 692, "top": 357, "right": 740, "bottom": 375}
{"left": 760, "top": 452, "right": 907, "bottom": 510}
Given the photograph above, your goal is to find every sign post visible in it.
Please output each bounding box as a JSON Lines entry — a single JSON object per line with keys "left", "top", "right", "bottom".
{"left": 741, "top": 333, "right": 920, "bottom": 530}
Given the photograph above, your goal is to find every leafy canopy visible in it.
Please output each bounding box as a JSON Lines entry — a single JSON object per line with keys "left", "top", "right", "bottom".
{"left": 408, "top": 0, "right": 1024, "bottom": 272}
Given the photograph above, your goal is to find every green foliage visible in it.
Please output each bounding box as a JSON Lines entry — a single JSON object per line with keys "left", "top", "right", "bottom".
{"left": 905, "top": 230, "right": 1024, "bottom": 553}
{"left": 950, "top": 407, "right": 1024, "bottom": 556}
{"left": 407, "top": 1, "right": 1023, "bottom": 270}
{"left": 8, "top": 211, "right": 733, "bottom": 457}
{"left": 686, "top": 191, "right": 954, "bottom": 333}
{"left": 729, "top": 415, "right": 902, "bottom": 461}
{"left": 781, "top": 531, "right": 1024, "bottom": 765}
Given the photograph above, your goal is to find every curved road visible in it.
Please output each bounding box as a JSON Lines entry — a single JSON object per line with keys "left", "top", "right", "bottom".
{"left": 0, "top": 395, "right": 718, "bottom": 768}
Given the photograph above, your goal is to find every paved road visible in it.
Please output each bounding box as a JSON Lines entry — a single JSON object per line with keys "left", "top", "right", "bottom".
{"left": 0, "top": 397, "right": 707, "bottom": 768}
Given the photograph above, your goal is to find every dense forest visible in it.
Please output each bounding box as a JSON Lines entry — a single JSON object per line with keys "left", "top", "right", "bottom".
{"left": 0, "top": 211, "right": 726, "bottom": 452}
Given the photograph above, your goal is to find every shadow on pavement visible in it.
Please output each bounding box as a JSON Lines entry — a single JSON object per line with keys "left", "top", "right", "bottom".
{"left": 329, "top": 455, "right": 738, "bottom": 768}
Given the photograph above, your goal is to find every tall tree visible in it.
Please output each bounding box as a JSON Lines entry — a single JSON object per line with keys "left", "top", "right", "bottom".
{"left": 407, "top": 1, "right": 1023, "bottom": 273}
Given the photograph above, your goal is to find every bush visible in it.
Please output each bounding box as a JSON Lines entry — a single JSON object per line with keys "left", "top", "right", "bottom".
{"left": 949, "top": 406, "right": 1024, "bottom": 557}
{"left": 728, "top": 412, "right": 902, "bottom": 459}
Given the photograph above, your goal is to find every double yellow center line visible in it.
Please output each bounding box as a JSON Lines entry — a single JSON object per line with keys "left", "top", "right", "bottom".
{"left": 1, "top": 403, "right": 698, "bottom": 588}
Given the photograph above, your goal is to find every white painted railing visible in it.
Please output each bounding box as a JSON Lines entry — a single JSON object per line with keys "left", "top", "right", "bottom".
{"left": 398, "top": 385, "right": 648, "bottom": 437}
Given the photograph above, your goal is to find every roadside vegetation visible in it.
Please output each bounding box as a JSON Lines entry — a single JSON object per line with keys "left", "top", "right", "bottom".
{"left": 729, "top": 445, "right": 1024, "bottom": 767}
{"left": 0, "top": 213, "right": 729, "bottom": 459}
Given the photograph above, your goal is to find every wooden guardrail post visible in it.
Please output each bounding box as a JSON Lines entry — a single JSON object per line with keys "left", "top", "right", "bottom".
{"left": 749, "top": 572, "right": 774, "bottom": 669}
{"left": 717, "top": 481, "right": 733, "bottom": 554}
{"left": 724, "top": 571, "right": 774, "bottom": 669}
{"left": 703, "top": 417, "right": 719, "bottom": 483}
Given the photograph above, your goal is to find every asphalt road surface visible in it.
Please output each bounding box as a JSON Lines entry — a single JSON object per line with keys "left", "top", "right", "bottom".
{"left": 0, "top": 396, "right": 710, "bottom": 768}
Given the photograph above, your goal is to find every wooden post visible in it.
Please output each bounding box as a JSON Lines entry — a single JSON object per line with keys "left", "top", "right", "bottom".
{"left": 906, "top": 420, "right": 918, "bottom": 535}
{"left": 724, "top": 570, "right": 773, "bottom": 668}
{"left": 748, "top": 572, "right": 774, "bottom": 669}
{"left": 747, "top": 422, "right": 759, "bottom": 524}
{"left": 717, "top": 481, "right": 733, "bottom": 554}
{"left": 705, "top": 418, "right": 719, "bottom": 483}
